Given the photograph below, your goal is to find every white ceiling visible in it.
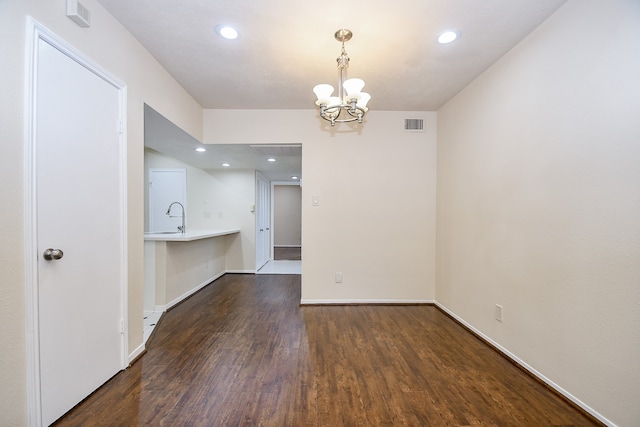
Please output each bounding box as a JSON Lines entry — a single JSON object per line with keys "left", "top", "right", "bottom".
{"left": 107, "top": 0, "right": 567, "bottom": 178}
{"left": 144, "top": 105, "right": 302, "bottom": 182}
{"left": 98, "top": 0, "right": 566, "bottom": 111}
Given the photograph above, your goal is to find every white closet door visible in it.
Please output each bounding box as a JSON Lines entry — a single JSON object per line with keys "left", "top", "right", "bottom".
{"left": 34, "top": 37, "right": 125, "bottom": 425}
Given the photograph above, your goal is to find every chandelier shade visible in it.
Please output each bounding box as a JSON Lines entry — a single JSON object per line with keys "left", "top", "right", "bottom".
{"left": 313, "top": 29, "right": 370, "bottom": 126}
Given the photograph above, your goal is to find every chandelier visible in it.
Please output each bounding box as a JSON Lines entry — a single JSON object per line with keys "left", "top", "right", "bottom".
{"left": 313, "top": 29, "right": 371, "bottom": 126}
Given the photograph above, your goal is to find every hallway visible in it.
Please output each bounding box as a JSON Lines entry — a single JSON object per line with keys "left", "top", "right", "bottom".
{"left": 55, "top": 274, "right": 597, "bottom": 426}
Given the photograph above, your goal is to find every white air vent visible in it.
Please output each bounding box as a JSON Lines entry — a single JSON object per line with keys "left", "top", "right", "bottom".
{"left": 404, "top": 118, "right": 424, "bottom": 132}
{"left": 66, "top": 0, "right": 90, "bottom": 28}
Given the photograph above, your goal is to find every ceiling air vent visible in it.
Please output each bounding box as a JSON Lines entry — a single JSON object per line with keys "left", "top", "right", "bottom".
{"left": 404, "top": 118, "right": 424, "bottom": 132}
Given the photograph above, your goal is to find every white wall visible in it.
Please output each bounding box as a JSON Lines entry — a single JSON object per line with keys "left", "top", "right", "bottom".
{"left": 436, "top": 1, "right": 640, "bottom": 425}
{"left": 274, "top": 185, "right": 302, "bottom": 247}
{"left": 144, "top": 150, "right": 256, "bottom": 271}
{"left": 204, "top": 110, "right": 437, "bottom": 303}
{"left": 0, "top": 0, "right": 203, "bottom": 424}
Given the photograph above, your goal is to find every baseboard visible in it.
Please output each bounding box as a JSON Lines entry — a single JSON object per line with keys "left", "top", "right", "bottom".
{"left": 158, "top": 271, "right": 226, "bottom": 312}
{"left": 225, "top": 269, "right": 256, "bottom": 274}
{"left": 434, "top": 302, "right": 613, "bottom": 427}
{"left": 300, "top": 299, "right": 436, "bottom": 305}
{"left": 128, "top": 342, "right": 145, "bottom": 364}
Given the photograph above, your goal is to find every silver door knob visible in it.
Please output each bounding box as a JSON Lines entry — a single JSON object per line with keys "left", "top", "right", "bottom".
{"left": 43, "top": 248, "right": 64, "bottom": 261}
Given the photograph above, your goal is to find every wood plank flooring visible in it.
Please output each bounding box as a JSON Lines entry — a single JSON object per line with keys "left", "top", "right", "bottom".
{"left": 54, "top": 274, "right": 599, "bottom": 426}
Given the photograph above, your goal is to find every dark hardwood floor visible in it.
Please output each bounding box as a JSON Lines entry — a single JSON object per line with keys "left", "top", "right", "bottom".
{"left": 55, "top": 274, "right": 598, "bottom": 426}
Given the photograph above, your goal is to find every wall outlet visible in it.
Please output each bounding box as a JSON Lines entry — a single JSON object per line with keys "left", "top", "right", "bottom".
{"left": 335, "top": 272, "right": 343, "bottom": 283}
{"left": 495, "top": 304, "right": 503, "bottom": 322}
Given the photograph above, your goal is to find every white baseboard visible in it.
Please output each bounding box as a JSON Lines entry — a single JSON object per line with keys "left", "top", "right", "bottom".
{"left": 128, "top": 343, "right": 145, "bottom": 364}
{"left": 434, "top": 302, "right": 614, "bottom": 427}
{"left": 226, "top": 269, "right": 256, "bottom": 274}
{"left": 156, "top": 271, "right": 226, "bottom": 312}
{"left": 300, "top": 299, "right": 436, "bottom": 305}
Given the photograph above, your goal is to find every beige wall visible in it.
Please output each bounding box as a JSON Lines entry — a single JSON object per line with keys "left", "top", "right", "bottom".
{"left": 204, "top": 110, "right": 437, "bottom": 303}
{"left": 436, "top": 1, "right": 640, "bottom": 425}
{"left": 0, "top": 0, "right": 202, "bottom": 424}
{"left": 274, "top": 185, "right": 302, "bottom": 247}
{"left": 206, "top": 169, "right": 257, "bottom": 272}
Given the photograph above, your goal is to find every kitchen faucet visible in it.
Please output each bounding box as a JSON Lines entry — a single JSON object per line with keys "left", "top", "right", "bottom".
{"left": 166, "top": 202, "right": 186, "bottom": 233}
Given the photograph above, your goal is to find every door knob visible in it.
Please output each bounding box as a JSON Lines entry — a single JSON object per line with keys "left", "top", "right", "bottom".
{"left": 43, "top": 248, "right": 64, "bottom": 261}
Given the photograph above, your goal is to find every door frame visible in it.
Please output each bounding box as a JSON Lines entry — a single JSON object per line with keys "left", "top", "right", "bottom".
{"left": 23, "top": 17, "right": 128, "bottom": 426}
{"left": 255, "top": 172, "right": 271, "bottom": 270}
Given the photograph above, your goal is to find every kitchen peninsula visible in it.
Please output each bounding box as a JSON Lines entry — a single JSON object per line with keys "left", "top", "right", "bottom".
{"left": 144, "top": 229, "right": 240, "bottom": 311}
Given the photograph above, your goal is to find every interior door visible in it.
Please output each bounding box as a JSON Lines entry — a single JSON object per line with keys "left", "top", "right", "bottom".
{"left": 148, "top": 168, "right": 187, "bottom": 232}
{"left": 256, "top": 173, "right": 271, "bottom": 270}
{"left": 34, "top": 36, "right": 125, "bottom": 425}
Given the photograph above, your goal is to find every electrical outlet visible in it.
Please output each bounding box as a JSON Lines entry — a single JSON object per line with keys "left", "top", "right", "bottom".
{"left": 495, "top": 304, "right": 503, "bottom": 322}
{"left": 335, "top": 272, "right": 343, "bottom": 283}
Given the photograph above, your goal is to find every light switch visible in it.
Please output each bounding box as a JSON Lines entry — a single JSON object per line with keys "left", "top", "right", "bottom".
{"left": 312, "top": 196, "right": 319, "bottom": 206}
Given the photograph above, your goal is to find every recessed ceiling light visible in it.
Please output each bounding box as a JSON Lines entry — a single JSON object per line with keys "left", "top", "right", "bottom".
{"left": 291, "top": 176, "right": 299, "bottom": 180}
{"left": 438, "top": 30, "right": 459, "bottom": 44}
{"left": 216, "top": 25, "right": 238, "bottom": 40}
{"left": 195, "top": 147, "right": 206, "bottom": 152}
{"left": 267, "top": 158, "right": 277, "bottom": 162}
{"left": 221, "top": 163, "right": 230, "bottom": 167}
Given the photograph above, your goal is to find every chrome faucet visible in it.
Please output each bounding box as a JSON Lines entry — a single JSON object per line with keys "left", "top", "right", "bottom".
{"left": 166, "top": 202, "right": 186, "bottom": 233}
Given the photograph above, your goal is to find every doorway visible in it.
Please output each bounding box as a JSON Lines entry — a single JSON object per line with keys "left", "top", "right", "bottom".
{"left": 257, "top": 182, "right": 302, "bottom": 275}
{"left": 273, "top": 182, "right": 301, "bottom": 261}
{"left": 141, "top": 110, "right": 302, "bottom": 274}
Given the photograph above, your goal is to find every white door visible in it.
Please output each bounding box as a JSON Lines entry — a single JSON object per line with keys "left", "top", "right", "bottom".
{"left": 31, "top": 31, "right": 126, "bottom": 425}
{"left": 148, "top": 168, "right": 187, "bottom": 232}
{"left": 256, "top": 173, "right": 271, "bottom": 270}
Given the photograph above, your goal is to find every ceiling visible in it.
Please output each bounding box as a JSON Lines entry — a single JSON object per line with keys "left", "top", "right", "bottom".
{"left": 144, "top": 105, "right": 302, "bottom": 182}
{"left": 98, "top": 0, "right": 566, "bottom": 111}
{"left": 106, "top": 0, "right": 567, "bottom": 178}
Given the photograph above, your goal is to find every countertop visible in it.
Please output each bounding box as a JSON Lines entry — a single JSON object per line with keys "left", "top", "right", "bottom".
{"left": 143, "top": 228, "right": 240, "bottom": 242}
